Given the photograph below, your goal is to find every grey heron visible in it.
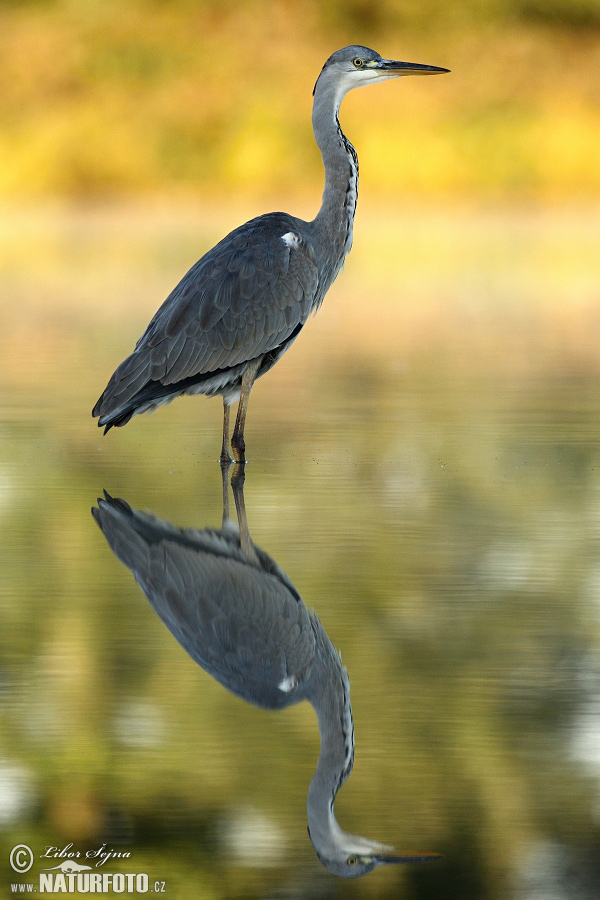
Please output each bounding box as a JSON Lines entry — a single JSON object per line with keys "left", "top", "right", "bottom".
{"left": 92, "top": 46, "right": 448, "bottom": 462}
{"left": 92, "top": 470, "right": 440, "bottom": 876}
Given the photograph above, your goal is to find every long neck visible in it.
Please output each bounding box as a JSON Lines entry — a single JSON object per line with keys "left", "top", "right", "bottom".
{"left": 306, "top": 632, "right": 355, "bottom": 857}
{"left": 311, "top": 77, "right": 359, "bottom": 275}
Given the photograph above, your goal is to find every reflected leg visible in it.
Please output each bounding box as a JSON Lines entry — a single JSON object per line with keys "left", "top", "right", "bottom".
{"left": 220, "top": 456, "right": 232, "bottom": 529}
{"left": 231, "top": 356, "right": 262, "bottom": 464}
{"left": 220, "top": 399, "right": 233, "bottom": 465}
{"left": 231, "top": 463, "right": 259, "bottom": 565}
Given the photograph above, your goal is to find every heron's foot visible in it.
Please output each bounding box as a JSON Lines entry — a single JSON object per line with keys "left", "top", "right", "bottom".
{"left": 219, "top": 448, "right": 233, "bottom": 466}
{"left": 230, "top": 434, "right": 246, "bottom": 464}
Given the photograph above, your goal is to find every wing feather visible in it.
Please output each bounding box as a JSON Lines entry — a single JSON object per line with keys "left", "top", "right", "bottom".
{"left": 94, "top": 214, "right": 319, "bottom": 420}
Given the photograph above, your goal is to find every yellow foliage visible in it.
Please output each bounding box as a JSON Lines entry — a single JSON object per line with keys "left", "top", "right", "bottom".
{"left": 0, "top": 2, "right": 599, "bottom": 201}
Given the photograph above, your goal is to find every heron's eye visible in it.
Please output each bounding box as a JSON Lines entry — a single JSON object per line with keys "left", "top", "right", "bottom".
{"left": 347, "top": 855, "right": 358, "bottom": 866}
{"left": 353, "top": 58, "right": 363, "bottom": 68}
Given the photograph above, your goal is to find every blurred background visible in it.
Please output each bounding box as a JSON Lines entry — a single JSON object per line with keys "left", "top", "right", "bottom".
{"left": 1, "top": 1, "right": 600, "bottom": 898}
{"left": 1, "top": 0, "right": 600, "bottom": 202}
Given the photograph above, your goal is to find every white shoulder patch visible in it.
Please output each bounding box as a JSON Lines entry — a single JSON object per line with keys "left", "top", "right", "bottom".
{"left": 278, "top": 674, "right": 298, "bottom": 693}
{"left": 281, "top": 231, "right": 301, "bottom": 249}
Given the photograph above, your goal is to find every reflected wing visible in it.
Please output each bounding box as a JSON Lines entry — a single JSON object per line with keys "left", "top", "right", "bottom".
{"left": 93, "top": 214, "right": 319, "bottom": 419}
{"left": 151, "top": 544, "right": 316, "bottom": 705}
{"left": 92, "top": 495, "right": 316, "bottom": 708}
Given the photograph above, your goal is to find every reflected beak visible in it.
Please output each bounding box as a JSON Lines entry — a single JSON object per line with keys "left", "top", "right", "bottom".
{"left": 374, "top": 851, "right": 443, "bottom": 865}
{"left": 375, "top": 59, "right": 450, "bottom": 76}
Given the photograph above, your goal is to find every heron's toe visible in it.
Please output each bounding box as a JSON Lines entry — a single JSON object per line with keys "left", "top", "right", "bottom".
{"left": 231, "top": 437, "right": 246, "bottom": 464}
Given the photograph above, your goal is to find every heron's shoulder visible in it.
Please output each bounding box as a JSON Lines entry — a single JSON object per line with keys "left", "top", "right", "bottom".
{"left": 235, "top": 210, "right": 308, "bottom": 235}
{"left": 214, "top": 212, "right": 315, "bottom": 257}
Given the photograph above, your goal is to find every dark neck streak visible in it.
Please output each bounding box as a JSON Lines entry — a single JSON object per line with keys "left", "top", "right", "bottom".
{"left": 311, "top": 79, "right": 359, "bottom": 291}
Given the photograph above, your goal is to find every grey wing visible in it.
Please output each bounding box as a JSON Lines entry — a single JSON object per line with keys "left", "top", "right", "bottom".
{"left": 93, "top": 216, "right": 319, "bottom": 417}
{"left": 146, "top": 544, "right": 316, "bottom": 708}
{"left": 92, "top": 497, "right": 316, "bottom": 708}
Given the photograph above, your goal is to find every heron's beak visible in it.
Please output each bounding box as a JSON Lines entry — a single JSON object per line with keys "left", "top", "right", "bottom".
{"left": 374, "top": 851, "right": 443, "bottom": 865}
{"left": 374, "top": 59, "right": 450, "bottom": 76}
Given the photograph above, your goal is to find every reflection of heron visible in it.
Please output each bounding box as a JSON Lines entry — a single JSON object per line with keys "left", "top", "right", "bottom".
{"left": 92, "top": 470, "right": 439, "bottom": 876}
{"left": 41, "top": 862, "right": 92, "bottom": 873}
{"left": 92, "top": 46, "right": 448, "bottom": 463}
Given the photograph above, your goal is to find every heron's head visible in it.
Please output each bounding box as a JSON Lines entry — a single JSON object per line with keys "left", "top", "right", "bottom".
{"left": 313, "top": 45, "right": 449, "bottom": 97}
{"left": 308, "top": 827, "right": 441, "bottom": 878}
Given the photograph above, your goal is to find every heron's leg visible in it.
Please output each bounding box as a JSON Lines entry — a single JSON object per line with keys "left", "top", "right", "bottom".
{"left": 220, "top": 399, "right": 233, "bottom": 465}
{"left": 231, "top": 356, "right": 262, "bottom": 464}
{"left": 231, "top": 463, "right": 259, "bottom": 565}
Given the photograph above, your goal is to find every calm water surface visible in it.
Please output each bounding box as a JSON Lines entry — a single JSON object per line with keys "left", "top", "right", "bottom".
{"left": 1, "top": 205, "right": 599, "bottom": 899}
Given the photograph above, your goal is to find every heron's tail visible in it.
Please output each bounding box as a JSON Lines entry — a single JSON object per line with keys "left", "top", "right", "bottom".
{"left": 92, "top": 346, "right": 154, "bottom": 431}
{"left": 92, "top": 401, "right": 135, "bottom": 433}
